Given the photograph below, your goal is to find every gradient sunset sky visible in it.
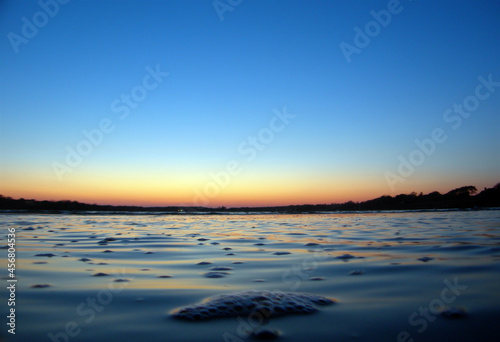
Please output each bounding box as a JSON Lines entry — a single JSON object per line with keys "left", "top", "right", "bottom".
{"left": 1, "top": 0, "right": 499, "bottom": 207}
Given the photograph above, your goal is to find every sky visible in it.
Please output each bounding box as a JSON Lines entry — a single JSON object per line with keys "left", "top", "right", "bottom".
{"left": 0, "top": 0, "right": 499, "bottom": 207}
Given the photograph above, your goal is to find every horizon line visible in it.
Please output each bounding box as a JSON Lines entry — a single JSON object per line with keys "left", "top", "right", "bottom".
{"left": 1, "top": 183, "right": 497, "bottom": 209}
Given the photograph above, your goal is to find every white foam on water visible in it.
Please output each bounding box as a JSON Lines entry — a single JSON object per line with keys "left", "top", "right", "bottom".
{"left": 171, "top": 291, "right": 335, "bottom": 320}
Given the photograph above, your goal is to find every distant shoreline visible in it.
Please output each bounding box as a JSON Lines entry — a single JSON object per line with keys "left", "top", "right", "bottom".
{"left": 1, "top": 184, "right": 499, "bottom": 214}
{"left": 1, "top": 207, "right": 499, "bottom": 216}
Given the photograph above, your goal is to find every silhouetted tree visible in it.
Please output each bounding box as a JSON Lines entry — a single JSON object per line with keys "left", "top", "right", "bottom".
{"left": 446, "top": 186, "right": 477, "bottom": 197}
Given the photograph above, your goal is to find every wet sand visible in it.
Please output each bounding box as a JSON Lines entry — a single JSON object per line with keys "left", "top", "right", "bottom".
{"left": 1, "top": 211, "right": 500, "bottom": 341}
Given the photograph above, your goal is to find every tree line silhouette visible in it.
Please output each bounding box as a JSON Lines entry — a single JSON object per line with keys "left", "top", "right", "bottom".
{"left": 0, "top": 184, "right": 499, "bottom": 213}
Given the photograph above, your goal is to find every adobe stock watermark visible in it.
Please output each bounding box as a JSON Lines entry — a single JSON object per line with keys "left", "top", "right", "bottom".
{"left": 221, "top": 290, "right": 284, "bottom": 342}
{"left": 47, "top": 268, "right": 133, "bottom": 342}
{"left": 52, "top": 64, "right": 168, "bottom": 182}
{"left": 282, "top": 244, "right": 332, "bottom": 291}
{"left": 222, "top": 236, "right": 335, "bottom": 341}
{"left": 7, "top": 0, "right": 70, "bottom": 54}
{"left": 339, "top": 0, "right": 411, "bottom": 64}
{"left": 385, "top": 73, "right": 500, "bottom": 192}
{"left": 192, "top": 107, "right": 296, "bottom": 206}
{"left": 397, "top": 277, "right": 467, "bottom": 342}
{"left": 213, "top": 0, "right": 243, "bottom": 22}
{"left": 281, "top": 229, "right": 340, "bottom": 291}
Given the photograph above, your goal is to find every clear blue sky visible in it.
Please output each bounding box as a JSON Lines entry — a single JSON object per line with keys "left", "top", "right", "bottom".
{"left": 1, "top": 0, "right": 499, "bottom": 207}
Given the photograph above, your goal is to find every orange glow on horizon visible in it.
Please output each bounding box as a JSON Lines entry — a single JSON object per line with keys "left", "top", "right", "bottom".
{"left": 1, "top": 167, "right": 497, "bottom": 208}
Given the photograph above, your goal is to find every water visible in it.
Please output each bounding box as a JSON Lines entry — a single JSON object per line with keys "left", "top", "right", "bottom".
{"left": 1, "top": 210, "right": 499, "bottom": 341}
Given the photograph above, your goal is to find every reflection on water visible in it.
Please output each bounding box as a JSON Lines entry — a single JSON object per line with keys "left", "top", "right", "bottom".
{"left": 1, "top": 210, "right": 500, "bottom": 341}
